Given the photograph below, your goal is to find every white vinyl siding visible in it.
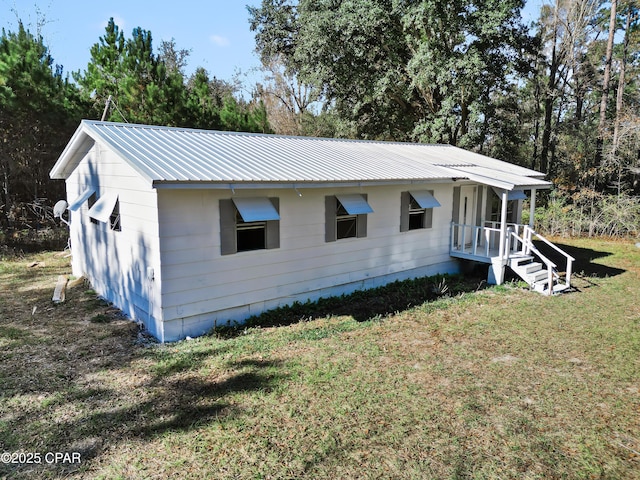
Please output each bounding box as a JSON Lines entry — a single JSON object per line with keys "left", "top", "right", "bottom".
{"left": 158, "top": 185, "right": 456, "bottom": 337}
{"left": 66, "top": 144, "right": 162, "bottom": 339}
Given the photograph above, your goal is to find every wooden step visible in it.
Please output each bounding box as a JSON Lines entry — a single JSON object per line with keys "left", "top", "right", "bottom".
{"left": 509, "top": 255, "right": 534, "bottom": 266}
{"left": 522, "top": 262, "right": 543, "bottom": 274}
{"left": 530, "top": 269, "right": 550, "bottom": 283}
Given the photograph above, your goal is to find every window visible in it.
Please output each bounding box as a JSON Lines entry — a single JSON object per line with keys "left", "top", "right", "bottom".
{"left": 336, "top": 201, "right": 357, "bottom": 239}
{"left": 236, "top": 209, "right": 266, "bottom": 251}
{"left": 220, "top": 197, "right": 280, "bottom": 255}
{"left": 400, "top": 191, "right": 440, "bottom": 232}
{"left": 325, "top": 194, "right": 372, "bottom": 242}
{"left": 87, "top": 192, "right": 99, "bottom": 225}
{"left": 109, "top": 199, "right": 121, "bottom": 231}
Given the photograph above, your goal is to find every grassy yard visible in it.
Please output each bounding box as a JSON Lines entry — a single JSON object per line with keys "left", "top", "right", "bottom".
{"left": 0, "top": 237, "right": 639, "bottom": 479}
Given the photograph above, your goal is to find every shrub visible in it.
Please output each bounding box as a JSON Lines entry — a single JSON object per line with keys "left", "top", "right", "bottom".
{"left": 534, "top": 189, "right": 640, "bottom": 238}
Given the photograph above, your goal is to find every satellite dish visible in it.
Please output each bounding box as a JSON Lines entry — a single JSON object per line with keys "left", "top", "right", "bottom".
{"left": 54, "top": 200, "right": 70, "bottom": 228}
{"left": 53, "top": 200, "right": 68, "bottom": 218}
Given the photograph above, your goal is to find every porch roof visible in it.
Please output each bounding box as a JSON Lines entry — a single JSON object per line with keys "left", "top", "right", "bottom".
{"left": 446, "top": 166, "right": 551, "bottom": 191}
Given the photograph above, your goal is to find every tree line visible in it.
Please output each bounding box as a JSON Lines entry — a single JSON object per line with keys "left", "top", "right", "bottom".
{"left": 249, "top": 0, "right": 640, "bottom": 235}
{"left": 1, "top": 1, "right": 639, "bottom": 235}
{"left": 0, "top": 18, "right": 270, "bottom": 227}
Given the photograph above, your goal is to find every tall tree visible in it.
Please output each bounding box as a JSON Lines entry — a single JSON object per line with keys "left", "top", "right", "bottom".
{"left": 0, "top": 22, "right": 85, "bottom": 225}
{"left": 256, "top": 56, "right": 323, "bottom": 135}
{"left": 74, "top": 18, "right": 125, "bottom": 119}
{"left": 76, "top": 18, "right": 187, "bottom": 125}
{"left": 612, "top": 2, "right": 639, "bottom": 153}
{"left": 249, "top": 0, "right": 534, "bottom": 148}
{"left": 599, "top": 0, "right": 618, "bottom": 131}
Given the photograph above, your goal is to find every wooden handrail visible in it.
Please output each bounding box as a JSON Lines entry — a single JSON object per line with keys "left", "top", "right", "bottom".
{"left": 509, "top": 231, "right": 557, "bottom": 269}
{"left": 524, "top": 226, "right": 576, "bottom": 262}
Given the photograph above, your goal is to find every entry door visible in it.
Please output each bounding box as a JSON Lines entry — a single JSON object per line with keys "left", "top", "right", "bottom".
{"left": 458, "top": 186, "right": 476, "bottom": 248}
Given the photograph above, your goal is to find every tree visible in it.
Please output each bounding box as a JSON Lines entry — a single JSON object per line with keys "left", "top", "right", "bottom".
{"left": 158, "top": 38, "right": 191, "bottom": 75}
{"left": 73, "top": 18, "right": 125, "bottom": 119}
{"left": 249, "top": 0, "right": 534, "bottom": 148}
{"left": 77, "top": 19, "right": 272, "bottom": 134}
{"left": 255, "top": 56, "right": 323, "bottom": 135}
{"left": 0, "top": 22, "right": 85, "bottom": 226}
{"left": 185, "top": 67, "right": 224, "bottom": 129}
{"left": 76, "top": 18, "right": 187, "bottom": 125}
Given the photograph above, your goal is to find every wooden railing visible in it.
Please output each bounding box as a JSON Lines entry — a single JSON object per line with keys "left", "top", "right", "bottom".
{"left": 450, "top": 222, "right": 575, "bottom": 293}
{"left": 450, "top": 222, "right": 522, "bottom": 257}
{"left": 506, "top": 225, "right": 575, "bottom": 293}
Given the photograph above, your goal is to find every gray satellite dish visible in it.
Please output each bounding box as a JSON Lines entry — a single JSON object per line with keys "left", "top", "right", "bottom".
{"left": 54, "top": 200, "right": 70, "bottom": 227}
{"left": 53, "top": 200, "right": 68, "bottom": 218}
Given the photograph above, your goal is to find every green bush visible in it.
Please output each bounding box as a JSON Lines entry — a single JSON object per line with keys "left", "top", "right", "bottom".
{"left": 534, "top": 189, "right": 640, "bottom": 238}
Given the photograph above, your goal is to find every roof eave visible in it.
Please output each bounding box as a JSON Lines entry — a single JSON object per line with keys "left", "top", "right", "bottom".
{"left": 152, "top": 178, "right": 461, "bottom": 190}
{"left": 49, "top": 121, "right": 94, "bottom": 179}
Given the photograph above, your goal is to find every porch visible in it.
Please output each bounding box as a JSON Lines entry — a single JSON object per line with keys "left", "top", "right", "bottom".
{"left": 449, "top": 222, "right": 575, "bottom": 295}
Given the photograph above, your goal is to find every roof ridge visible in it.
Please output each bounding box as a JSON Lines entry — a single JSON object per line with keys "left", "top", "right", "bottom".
{"left": 81, "top": 119, "right": 450, "bottom": 147}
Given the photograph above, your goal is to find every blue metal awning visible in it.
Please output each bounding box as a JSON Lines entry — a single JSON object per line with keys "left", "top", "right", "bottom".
{"left": 68, "top": 187, "right": 95, "bottom": 211}
{"left": 409, "top": 190, "right": 441, "bottom": 208}
{"left": 336, "top": 194, "right": 374, "bottom": 214}
{"left": 88, "top": 192, "right": 118, "bottom": 223}
{"left": 232, "top": 197, "right": 280, "bottom": 222}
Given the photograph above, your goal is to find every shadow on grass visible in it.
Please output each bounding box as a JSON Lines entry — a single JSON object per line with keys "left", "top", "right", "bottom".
{"left": 0, "top": 254, "right": 290, "bottom": 478}
{"left": 211, "top": 272, "right": 488, "bottom": 339}
{"left": 533, "top": 240, "right": 626, "bottom": 278}
{"left": 1, "top": 343, "right": 286, "bottom": 478}
{"left": 78, "top": 359, "right": 286, "bottom": 439}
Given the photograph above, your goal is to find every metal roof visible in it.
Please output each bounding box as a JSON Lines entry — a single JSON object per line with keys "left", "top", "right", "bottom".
{"left": 50, "top": 120, "right": 551, "bottom": 191}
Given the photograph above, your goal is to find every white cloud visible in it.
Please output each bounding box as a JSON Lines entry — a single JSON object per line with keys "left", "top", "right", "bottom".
{"left": 210, "top": 34, "right": 230, "bottom": 47}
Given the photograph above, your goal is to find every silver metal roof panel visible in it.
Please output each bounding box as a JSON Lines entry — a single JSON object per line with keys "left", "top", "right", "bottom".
{"left": 51, "top": 120, "right": 551, "bottom": 191}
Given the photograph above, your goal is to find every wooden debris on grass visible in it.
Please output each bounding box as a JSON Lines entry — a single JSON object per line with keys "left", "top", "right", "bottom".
{"left": 52, "top": 275, "right": 68, "bottom": 303}
{"left": 68, "top": 276, "right": 86, "bottom": 288}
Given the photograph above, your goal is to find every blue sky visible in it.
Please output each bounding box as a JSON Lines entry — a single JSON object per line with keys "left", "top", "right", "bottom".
{"left": 2, "top": 0, "right": 544, "bottom": 86}
{"left": 1, "top": 0, "right": 264, "bottom": 83}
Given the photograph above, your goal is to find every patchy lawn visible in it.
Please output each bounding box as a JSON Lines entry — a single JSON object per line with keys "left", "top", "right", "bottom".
{"left": 0, "top": 238, "right": 639, "bottom": 479}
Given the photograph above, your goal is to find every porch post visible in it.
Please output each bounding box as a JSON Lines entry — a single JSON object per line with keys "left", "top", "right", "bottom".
{"left": 498, "top": 189, "right": 509, "bottom": 259}
{"left": 529, "top": 188, "right": 536, "bottom": 228}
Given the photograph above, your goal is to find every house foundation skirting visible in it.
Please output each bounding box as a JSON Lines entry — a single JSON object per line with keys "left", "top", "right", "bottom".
{"left": 160, "top": 259, "right": 461, "bottom": 342}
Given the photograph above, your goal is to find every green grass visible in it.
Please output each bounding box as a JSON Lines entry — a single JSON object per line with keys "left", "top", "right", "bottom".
{"left": 0, "top": 238, "right": 639, "bottom": 479}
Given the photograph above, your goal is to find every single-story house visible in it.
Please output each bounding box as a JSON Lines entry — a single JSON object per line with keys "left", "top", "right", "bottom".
{"left": 50, "top": 120, "right": 573, "bottom": 342}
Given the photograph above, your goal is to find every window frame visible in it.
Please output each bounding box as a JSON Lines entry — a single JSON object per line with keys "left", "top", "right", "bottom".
{"left": 325, "top": 194, "right": 370, "bottom": 242}
{"left": 220, "top": 197, "right": 280, "bottom": 255}
{"left": 400, "top": 190, "right": 438, "bottom": 232}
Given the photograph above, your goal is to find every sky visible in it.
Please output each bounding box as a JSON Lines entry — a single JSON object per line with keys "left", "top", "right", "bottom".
{"left": 1, "top": 0, "right": 264, "bottom": 86}
{"left": 2, "top": 0, "right": 545, "bottom": 88}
